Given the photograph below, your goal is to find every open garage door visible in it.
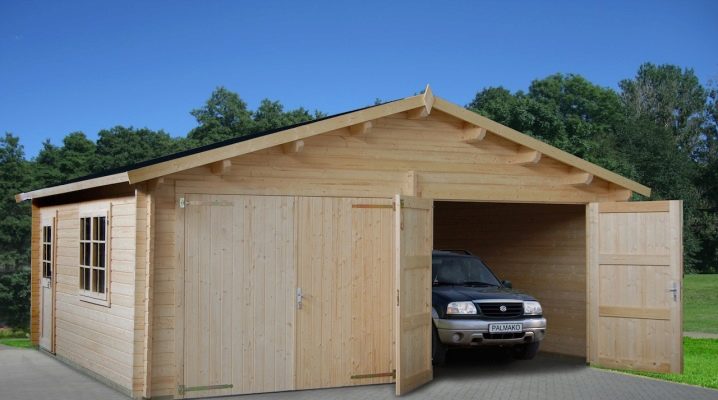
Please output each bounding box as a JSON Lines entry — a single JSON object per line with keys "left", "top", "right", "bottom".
{"left": 394, "top": 195, "right": 433, "bottom": 395}
{"left": 587, "top": 201, "right": 683, "bottom": 374}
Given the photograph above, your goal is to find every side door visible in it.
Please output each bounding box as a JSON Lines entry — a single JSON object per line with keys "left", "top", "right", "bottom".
{"left": 587, "top": 201, "right": 683, "bottom": 373}
{"left": 39, "top": 215, "right": 55, "bottom": 352}
{"left": 394, "top": 195, "right": 433, "bottom": 395}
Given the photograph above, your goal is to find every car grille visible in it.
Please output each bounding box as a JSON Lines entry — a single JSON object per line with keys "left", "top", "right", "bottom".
{"left": 477, "top": 302, "right": 523, "bottom": 319}
{"left": 483, "top": 332, "right": 525, "bottom": 340}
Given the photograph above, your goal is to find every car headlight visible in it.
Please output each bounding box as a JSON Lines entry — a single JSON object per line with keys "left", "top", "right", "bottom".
{"left": 447, "top": 301, "right": 477, "bottom": 315}
{"left": 523, "top": 301, "right": 542, "bottom": 315}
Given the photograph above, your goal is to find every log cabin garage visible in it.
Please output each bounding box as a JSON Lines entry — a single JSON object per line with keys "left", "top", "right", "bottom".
{"left": 17, "top": 86, "right": 684, "bottom": 399}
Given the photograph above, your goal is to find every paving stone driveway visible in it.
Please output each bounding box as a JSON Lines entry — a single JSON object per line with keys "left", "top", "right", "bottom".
{"left": 1, "top": 345, "right": 716, "bottom": 400}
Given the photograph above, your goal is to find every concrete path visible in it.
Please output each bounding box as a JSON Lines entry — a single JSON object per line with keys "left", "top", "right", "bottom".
{"left": 1, "top": 346, "right": 716, "bottom": 400}
{"left": 0, "top": 344, "right": 126, "bottom": 400}
{"left": 684, "top": 331, "right": 718, "bottom": 339}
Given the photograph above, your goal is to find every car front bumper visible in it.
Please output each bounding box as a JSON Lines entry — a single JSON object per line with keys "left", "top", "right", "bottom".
{"left": 434, "top": 317, "right": 547, "bottom": 347}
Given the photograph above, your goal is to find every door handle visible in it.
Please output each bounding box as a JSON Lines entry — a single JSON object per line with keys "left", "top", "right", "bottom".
{"left": 667, "top": 282, "right": 678, "bottom": 302}
{"left": 296, "top": 288, "right": 303, "bottom": 309}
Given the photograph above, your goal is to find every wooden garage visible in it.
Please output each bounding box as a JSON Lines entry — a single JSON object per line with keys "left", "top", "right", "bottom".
{"left": 17, "top": 86, "right": 683, "bottom": 399}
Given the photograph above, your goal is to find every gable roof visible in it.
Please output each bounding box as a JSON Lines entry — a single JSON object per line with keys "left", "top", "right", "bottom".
{"left": 16, "top": 85, "right": 650, "bottom": 202}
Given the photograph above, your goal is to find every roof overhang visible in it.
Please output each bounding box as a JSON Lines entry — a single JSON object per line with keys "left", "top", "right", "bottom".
{"left": 16, "top": 85, "right": 650, "bottom": 202}
{"left": 15, "top": 172, "right": 130, "bottom": 203}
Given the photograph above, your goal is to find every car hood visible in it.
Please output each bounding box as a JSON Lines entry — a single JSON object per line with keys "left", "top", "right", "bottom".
{"left": 433, "top": 285, "right": 536, "bottom": 303}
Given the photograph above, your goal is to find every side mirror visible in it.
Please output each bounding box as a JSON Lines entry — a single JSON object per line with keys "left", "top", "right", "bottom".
{"left": 501, "top": 280, "right": 512, "bottom": 289}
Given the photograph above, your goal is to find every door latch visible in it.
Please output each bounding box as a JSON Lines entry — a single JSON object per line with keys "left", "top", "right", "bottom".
{"left": 667, "top": 281, "right": 679, "bottom": 302}
{"left": 296, "top": 288, "right": 303, "bottom": 309}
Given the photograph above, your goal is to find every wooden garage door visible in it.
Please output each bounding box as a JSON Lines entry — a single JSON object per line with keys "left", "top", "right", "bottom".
{"left": 180, "top": 194, "right": 296, "bottom": 398}
{"left": 394, "top": 195, "right": 433, "bottom": 395}
{"left": 587, "top": 201, "right": 683, "bottom": 374}
{"left": 295, "top": 197, "right": 396, "bottom": 389}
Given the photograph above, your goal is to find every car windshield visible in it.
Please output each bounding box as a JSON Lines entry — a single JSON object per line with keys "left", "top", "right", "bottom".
{"left": 432, "top": 255, "right": 501, "bottom": 287}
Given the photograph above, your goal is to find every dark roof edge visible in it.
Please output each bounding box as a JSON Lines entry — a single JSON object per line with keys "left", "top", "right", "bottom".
{"left": 46, "top": 98, "right": 403, "bottom": 189}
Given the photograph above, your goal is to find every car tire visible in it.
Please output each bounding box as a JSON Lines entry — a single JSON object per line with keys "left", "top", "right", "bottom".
{"left": 432, "top": 326, "right": 447, "bottom": 366}
{"left": 512, "top": 341, "right": 540, "bottom": 360}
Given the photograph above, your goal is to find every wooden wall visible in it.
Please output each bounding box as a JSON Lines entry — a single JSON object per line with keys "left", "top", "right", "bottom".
{"left": 167, "top": 112, "right": 629, "bottom": 204}
{"left": 150, "top": 180, "right": 177, "bottom": 398}
{"left": 38, "top": 196, "right": 137, "bottom": 392}
{"left": 142, "top": 111, "right": 618, "bottom": 396}
{"left": 30, "top": 203, "right": 40, "bottom": 345}
{"left": 434, "top": 202, "right": 587, "bottom": 358}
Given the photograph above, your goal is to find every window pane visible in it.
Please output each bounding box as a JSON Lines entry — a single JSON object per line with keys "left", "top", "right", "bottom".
{"left": 47, "top": 226, "right": 51, "bottom": 243}
{"left": 85, "top": 268, "right": 91, "bottom": 290}
{"left": 92, "top": 243, "right": 98, "bottom": 267}
{"left": 84, "top": 243, "right": 91, "bottom": 266}
{"left": 80, "top": 243, "right": 85, "bottom": 266}
{"left": 99, "top": 217, "right": 106, "bottom": 241}
{"left": 79, "top": 267, "right": 85, "bottom": 290}
{"left": 98, "top": 270, "right": 105, "bottom": 294}
{"left": 80, "top": 218, "right": 87, "bottom": 240}
{"left": 98, "top": 243, "right": 105, "bottom": 269}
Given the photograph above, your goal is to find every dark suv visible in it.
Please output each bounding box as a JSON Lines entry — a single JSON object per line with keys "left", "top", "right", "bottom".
{"left": 431, "top": 250, "right": 546, "bottom": 364}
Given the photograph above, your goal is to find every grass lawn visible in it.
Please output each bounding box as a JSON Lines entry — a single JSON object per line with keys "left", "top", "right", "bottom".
{"left": 684, "top": 274, "right": 718, "bottom": 334}
{"left": 611, "top": 338, "right": 718, "bottom": 390}
{"left": 0, "top": 337, "right": 32, "bottom": 348}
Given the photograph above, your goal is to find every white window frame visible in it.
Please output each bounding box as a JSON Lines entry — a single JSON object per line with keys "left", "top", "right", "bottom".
{"left": 42, "top": 224, "right": 53, "bottom": 279}
{"left": 78, "top": 208, "right": 110, "bottom": 306}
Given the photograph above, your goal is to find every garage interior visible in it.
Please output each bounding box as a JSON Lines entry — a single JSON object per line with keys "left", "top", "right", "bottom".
{"left": 433, "top": 201, "right": 587, "bottom": 358}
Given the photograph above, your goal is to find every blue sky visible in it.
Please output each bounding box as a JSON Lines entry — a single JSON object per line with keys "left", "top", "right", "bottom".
{"left": 2, "top": 0, "right": 717, "bottom": 158}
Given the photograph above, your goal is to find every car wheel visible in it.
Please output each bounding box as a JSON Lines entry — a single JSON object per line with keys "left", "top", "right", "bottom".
{"left": 512, "top": 341, "right": 540, "bottom": 360}
{"left": 432, "top": 326, "right": 447, "bottom": 366}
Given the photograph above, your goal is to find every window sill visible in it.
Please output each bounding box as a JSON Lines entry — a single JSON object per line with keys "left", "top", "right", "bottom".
{"left": 79, "top": 294, "right": 110, "bottom": 307}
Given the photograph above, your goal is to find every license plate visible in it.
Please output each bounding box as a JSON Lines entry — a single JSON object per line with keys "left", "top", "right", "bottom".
{"left": 489, "top": 323, "right": 522, "bottom": 333}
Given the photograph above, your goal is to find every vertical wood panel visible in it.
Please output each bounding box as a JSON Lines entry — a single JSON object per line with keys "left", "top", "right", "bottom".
{"left": 182, "top": 194, "right": 296, "bottom": 398}
{"left": 395, "top": 195, "right": 433, "bottom": 395}
{"left": 587, "top": 200, "right": 683, "bottom": 374}
{"left": 295, "top": 197, "right": 395, "bottom": 390}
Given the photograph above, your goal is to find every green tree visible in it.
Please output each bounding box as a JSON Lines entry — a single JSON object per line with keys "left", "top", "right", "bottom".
{"left": 252, "top": 99, "right": 318, "bottom": 132}
{"left": 619, "top": 63, "right": 707, "bottom": 155}
{"left": 33, "top": 132, "right": 97, "bottom": 188}
{"left": 468, "top": 74, "right": 634, "bottom": 177}
{"left": 0, "top": 269, "right": 30, "bottom": 331}
{"left": 695, "top": 84, "right": 718, "bottom": 272}
{"left": 187, "top": 87, "right": 255, "bottom": 146}
{"left": 0, "top": 133, "right": 31, "bottom": 273}
{"left": 95, "top": 126, "right": 181, "bottom": 170}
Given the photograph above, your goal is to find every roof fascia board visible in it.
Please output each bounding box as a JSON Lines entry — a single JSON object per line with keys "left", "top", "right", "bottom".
{"left": 15, "top": 172, "right": 130, "bottom": 203}
{"left": 126, "top": 94, "right": 427, "bottom": 184}
{"left": 432, "top": 96, "right": 651, "bottom": 197}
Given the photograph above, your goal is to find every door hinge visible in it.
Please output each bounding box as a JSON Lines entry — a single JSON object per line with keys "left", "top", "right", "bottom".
{"left": 178, "top": 384, "right": 233, "bottom": 395}
{"left": 351, "top": 369, "right": 396, "bottom": 380}
{"left": 179, "top": 197, "right": 185, "bottom": 208}
{"left": 397, "top": 289, "right": 400, "bottom": 307}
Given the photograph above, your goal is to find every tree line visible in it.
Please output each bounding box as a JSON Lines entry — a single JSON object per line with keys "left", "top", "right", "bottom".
{"left": 1, "top": 62, "right": 716, "bottom": 330}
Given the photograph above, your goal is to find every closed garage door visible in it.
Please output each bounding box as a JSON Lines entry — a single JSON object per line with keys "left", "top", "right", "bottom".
{"left": 181, "top": 194, "right": 297, "bottom": 397}
{"left": 179, "top": 194, "right": 399, "bottom": 397}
